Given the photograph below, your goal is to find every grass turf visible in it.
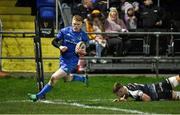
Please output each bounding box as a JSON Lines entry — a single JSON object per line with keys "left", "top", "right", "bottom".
{"left": 0, "top": 75, "right": 180, "bottom": 114}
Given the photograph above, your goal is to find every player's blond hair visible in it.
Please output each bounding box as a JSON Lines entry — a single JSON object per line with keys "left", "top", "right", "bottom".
{"left": 72, "top": 15, "right": 83, "bottom": 22}
{"left": 113, "top": 82, "right": 123, "bottom": 93}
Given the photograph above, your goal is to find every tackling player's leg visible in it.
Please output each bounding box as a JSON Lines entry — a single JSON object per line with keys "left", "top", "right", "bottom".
{"left": 168, "top": 75, "right": 180, "bottom": 100}
{"left": 172, "top": 91, "right": 180, "bottom": 100}
{"left": 168, "top": 75, "right": 180, "bottom": 88}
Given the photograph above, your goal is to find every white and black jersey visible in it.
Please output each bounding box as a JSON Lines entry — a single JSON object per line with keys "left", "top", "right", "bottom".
{"left": 125, "top": 79, "right": 173, "bottom": 101}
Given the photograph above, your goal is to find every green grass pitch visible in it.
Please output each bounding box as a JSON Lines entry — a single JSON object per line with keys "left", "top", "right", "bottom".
{"left": 0, "top": 74, "right": 180, "bottom": 114}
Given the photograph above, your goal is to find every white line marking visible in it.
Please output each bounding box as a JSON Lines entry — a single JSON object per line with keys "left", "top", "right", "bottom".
{"left": 1, "top": 99, "right": 154, "bottom": 114}
{"left": 53, "top": 98, "right": 114, "bottom": 102}
{"left": 41, "top": 100, "right": 148, "bottom": 114}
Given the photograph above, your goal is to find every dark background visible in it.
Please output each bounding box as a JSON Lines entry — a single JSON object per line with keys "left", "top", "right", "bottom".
{"left": 15, "top": 0, "right": 180, "bottom": 19}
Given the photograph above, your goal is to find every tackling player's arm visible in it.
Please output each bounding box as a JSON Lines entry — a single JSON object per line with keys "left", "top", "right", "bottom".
{"left": 140, "top": 93, "right": 151, "bottom": 102}
{"left": 113, "top": 93, "right": 151, "bottom": 102}
{"left": 113, "top": 95, "right": 127, "bottom": 102}
{"left": 136, "top": 90, "right": 151, "bottom": 102}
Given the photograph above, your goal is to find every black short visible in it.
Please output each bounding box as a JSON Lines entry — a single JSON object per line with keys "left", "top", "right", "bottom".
{"left": 155, "top": 79, "right": 173, "bottom": 100}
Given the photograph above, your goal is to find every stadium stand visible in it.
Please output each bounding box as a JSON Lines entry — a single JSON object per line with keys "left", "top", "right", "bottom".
{"left": 0, "top": 0, "right": 59, "bottom": 72}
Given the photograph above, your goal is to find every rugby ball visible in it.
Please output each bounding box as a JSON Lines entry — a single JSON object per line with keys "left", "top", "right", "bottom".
{"left": 75, "top": 41, "right": 86, "bottom": 55}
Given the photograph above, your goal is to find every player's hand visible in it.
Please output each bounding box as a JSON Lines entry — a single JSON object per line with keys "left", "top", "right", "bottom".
{"left": 119, "top": 95, "right": 127, "bottom": 101}
{"left": 113, "top": 95, "right": 127, "bottom": 102}
{"left": 119, "top": 98, "right": 127, "bottom": 101}
{"left": 113, "top": 98, "right": 120, "bottom": 102}
{"left": 76, "top": 49, "right": 87, "bottom": 56}
{"left": 113, "top": 98, "right": 127, "bottom": 102}
{"left": 59, "top": 46, "right": 68, "bottom": 52}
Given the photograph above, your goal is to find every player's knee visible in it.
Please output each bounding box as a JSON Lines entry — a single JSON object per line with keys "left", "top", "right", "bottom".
{"left": 49, "top": 76, "right": 57, "bottom": 86}
{"left": 63, "top": 75, "right": 73, "bottom": 82}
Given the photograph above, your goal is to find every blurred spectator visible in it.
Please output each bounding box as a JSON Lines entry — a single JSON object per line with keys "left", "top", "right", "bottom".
{"left": 124, "top": 5, "right": 137, "bottom": 30}
{"left": 74, "top": 0, "right": 107, "bottom": 19}
{"left": 121, "top": 0, "right": 140, "bottom": 13}
{"left": 109, "top": 0, "right": 140, "bottom": 15}
{"left": 104, "top": 7, "right": 128, "bottom": 57}
{"left": 120, "top": 0, "right": 140, "bottom": 20}
{"left": 138, "top": 0, "right": 167, "bottom": 56}
{"left": 85, "top": 10, "right": 107, "bottom": 63}
{"left": 138, "top": 0, "right": 165, "bottom": 29}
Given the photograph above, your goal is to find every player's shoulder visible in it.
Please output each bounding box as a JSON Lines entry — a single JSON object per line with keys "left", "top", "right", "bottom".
{"left": 127, "top": 83, "right": 141, "bottom": 90}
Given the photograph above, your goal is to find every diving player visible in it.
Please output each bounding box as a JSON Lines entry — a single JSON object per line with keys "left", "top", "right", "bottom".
{"left": 113, "top": 75, "right": 180, "bottom": 102}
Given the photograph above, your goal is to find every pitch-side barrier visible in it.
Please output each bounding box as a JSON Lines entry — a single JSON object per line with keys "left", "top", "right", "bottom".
{"left": 0, "top": 31, "right": 180, "bottom": 77}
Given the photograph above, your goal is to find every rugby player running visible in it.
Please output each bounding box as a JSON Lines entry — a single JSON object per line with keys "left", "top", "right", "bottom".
{"left": 28, "top": 15, "right": 89, "bottom": 102}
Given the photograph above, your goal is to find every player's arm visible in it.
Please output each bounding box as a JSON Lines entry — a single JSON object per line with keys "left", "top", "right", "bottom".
{"left": 52, "top": 29, "right": 68, "bottom": 52}
{"left": 52, "top": 38, "right": 62, "bottom": 48}
{"left": 133, "top": 90, "right": 151, "bottom": 102}
{"left": 140, "top": 93, "right": 151, "bottom": 102}
{"left": 52, "top": 38, "right": 67, "bottom": 52}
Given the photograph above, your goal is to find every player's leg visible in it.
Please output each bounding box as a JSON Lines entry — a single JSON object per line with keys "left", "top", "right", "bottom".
{"left": 168, "top": 75, "right": 180, "bottom": 88}
{"left": 171, "top": 75, "right": 180, "bottom": 100}
{"left": 63, "top": 62, "right": 89, "bottom": 86}
{"left": 48, "top": 68, "right": 68, "bottom": 86}
{"left": 36, "top": 68, "right": 67, "bottom": 97}
{"left": 28, "top": 68, "right": 67, "bottom": 101}
{"left": 67, "top": 73, "right": 88, "bottom": 86}
{"left": 69, "top": 73, "right": 88, "bottom": 82}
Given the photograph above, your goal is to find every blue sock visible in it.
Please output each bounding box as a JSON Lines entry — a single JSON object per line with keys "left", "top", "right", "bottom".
{"left": 36, "top": 84, "right": 52, "bottom": 99}
{"left": 72, "top": 74, "right": 85, "bottom": 82}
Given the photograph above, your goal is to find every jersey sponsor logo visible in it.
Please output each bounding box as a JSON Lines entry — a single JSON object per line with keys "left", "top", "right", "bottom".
{"left": 64, "top": 39, "right": 77, "bottom": 45}
{"left": 64, "top": 33, "right": 83, "bottom": 45}
{"left": 66, "top": 33, "right": 83, "bottom": 41}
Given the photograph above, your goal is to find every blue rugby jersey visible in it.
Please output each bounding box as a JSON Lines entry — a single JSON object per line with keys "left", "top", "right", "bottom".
{"left": 56, "top": 26, "right": 89, "bottom": 72}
